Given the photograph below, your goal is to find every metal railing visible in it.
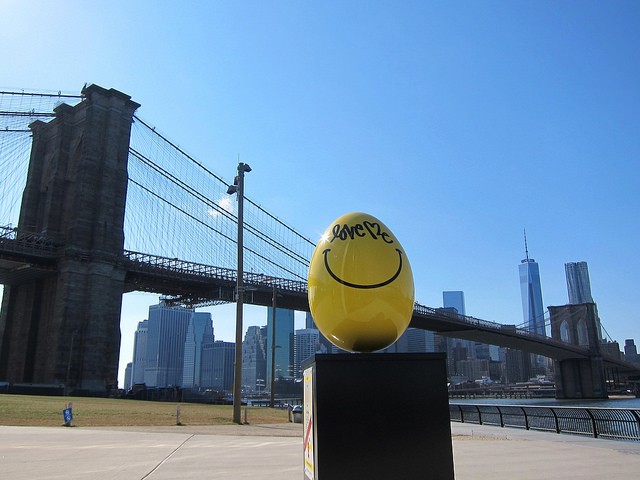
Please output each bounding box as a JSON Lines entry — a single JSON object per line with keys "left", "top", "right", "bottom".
{"left": 450, "top": 403, "right": 640, "bottom": 441}
{"left": 415, "top": 302, "right": 558, "bottom": 345}
{"left": 0, "top": 224, "right": 59, "bottom": 258}
{"left": 122, "top": 250, "right": 308, "bottom": 293}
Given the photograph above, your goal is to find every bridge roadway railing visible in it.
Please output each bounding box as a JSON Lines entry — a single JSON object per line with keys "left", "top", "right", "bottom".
{"left": 450, "top": 403, "right": 640, "bottom": 441}
{"left": 413, "top": 302, "right": 552, "bottom": 342}
{"left": 122, "top": 250, "right": 308, "bottom": 294}
{"left": 0, "top": 225, "right": 59, "bottom": 259}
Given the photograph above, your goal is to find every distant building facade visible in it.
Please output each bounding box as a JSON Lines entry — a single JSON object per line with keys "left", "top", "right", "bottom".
{"left": 565, "top": 261, "right": 602, "bottom": 340}
{"left": 405, "top": 328, "right": 435, "bottom": 352}
{"left": 624, "top": 339, "right": 640, "bottom": 365}
{"left": 201, "top": 341, "right": 235, "bottom": 391}
{"left": 565, "top": 261, "right": 594, "bottom": 304}
{"left": 383, "top": 328, "right": 435, "bottom": 354}
{"left": 124, "top": 362, "right": 133, "bottom": 390}
{"left": 504, "top": 348, "right": 531, "bottom": 384}
{"left": 442, "top": 291, "right": 474, "bottom": 375}
{"left": 242, "top": 325, "right": 267, "bottom": 393}
{"left": 456, "top": 358, "right": 490, "bottom": 381}
{"left": 518, "top": 243, "right": 546, "bottom": 337}
{"left": 519, "top": 235, "right": 547, "bottom": 375}
{"left": 144, "top": 301, "right": 193, "bottom": 388}
{"left": 266, "top": 308, "right": 294, "bottom": 383}
{"left": 305, "top": 312, "right": 339, "bottom": 354}
{"left": 182, "top": 312, "right": 214, "bottom": 388}
{"left": 305, "top": 312, "right": 315, "bottom": 329}
{"left": 443, "top": 291, "right": 466, "bottom": 317}
{"left": 131, "top": 320, "right": 148, "bottom": 386}
{"left": 294, "top": 328, "right": 320, "bottom": 378}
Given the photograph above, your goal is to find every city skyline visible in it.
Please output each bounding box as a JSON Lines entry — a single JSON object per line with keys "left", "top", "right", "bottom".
{"left": 1, "top": 2, "right": 638, "bottom": 387}
{"left": 123, "top": 296, "right": 640, "bottom": 392}
{"left": 117, "top": 246, "right": 635, "bottom": 387}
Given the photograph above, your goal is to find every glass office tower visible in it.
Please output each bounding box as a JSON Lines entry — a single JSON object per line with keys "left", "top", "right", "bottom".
{"left": 565, "top": 261, "right": 594, "bottom": 304}
{"left": 519, "top": 253, "right": 546, "bottom": 336}
{"left": 565, "top": 261, "right": 602, "bottom": 340}
{"left": 443, "top": 291, "right": 466, "bottom": 316}
{"left": 518, "top": 237, "right": 546, "bottom": 376}
{"left": 266, "top": 308, "right": 295, "bottom": 385}
{"left": 442, "top": 291, "right": 474, "bottom": 373}
{"left": 144, "top": 301, "right": 193, "bottom": 388}
{"left": 201, "top": 340, "right": 235, "bottom": 391}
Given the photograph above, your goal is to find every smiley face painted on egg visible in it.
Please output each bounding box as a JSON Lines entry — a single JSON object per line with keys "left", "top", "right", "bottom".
{"left": 308, "top": 212, "right": 415, "bottom": 353}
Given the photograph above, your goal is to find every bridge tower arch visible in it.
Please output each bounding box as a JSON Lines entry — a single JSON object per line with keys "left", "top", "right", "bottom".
{"left": 0, "top": 85, "right": 139, "bottom": 394}
{"left": 548, "top": 303, "right": 608, "bottom": 399}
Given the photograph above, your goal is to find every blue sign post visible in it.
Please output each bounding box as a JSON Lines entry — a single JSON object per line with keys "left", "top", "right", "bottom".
{"left": 62, "top": 402, "right": 73, "bottom": 426}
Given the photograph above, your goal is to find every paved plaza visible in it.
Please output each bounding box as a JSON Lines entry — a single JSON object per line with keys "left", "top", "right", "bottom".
{"left": 1, "top": 422, "right": 639, "bottom": 479}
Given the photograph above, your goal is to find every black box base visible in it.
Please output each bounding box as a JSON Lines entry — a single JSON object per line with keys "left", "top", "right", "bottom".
{"left": 303, "top": 353, "right": 455, "bottom": 480}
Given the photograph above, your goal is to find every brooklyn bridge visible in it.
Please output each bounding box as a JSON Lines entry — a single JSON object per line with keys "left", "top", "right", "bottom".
{"left": 1, "top": 85, "right": 638, "bottom": 398}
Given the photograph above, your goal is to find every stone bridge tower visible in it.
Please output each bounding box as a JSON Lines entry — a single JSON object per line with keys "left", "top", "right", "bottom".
{"left": 548, "top": 303, "right": 607, "bottom": 399}
{"left": 0, "top": 85, "right": 139, "bottom": 394}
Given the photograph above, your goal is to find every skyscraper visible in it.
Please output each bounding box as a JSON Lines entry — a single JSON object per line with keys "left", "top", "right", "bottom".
{"left": 294, "top": 328, "right": 320, "bottom": 378}
{"left": 124, "top": 362, "right": 133, "bottom": 391}
{"left": 624, "top": 339, "right": 640, "bottom": 365}
{"left": 385, "top": 328, "right": 435, "bottom": 353}
{"left": 518, "top": 234, "right": 546, "bottom": 336}
{"left": 442, "top": 291, "right": 473, "bottom": 374}
{"left": 565, "top": 261, "right": 594, "bottom": 304}
{"left": 144, "top": 301, "right": 193, "bottom": 388}
{"left": 564, "top": 261, "right": 602, "bottom": 340}
{"left": 504, "top": 348, "right": 531, "bottom": 383}
{"left": 305, "top": 312, "right": 315, "bottom": 329}
{"left": 518, "top": 233, "right": 546, "bottom": 376}
{"left": 242, "top": 325, "right": 267, "bottom": 393}
{"left": 182, "top": 312, "right": 214, "bottom": 388}
{"left": 443, "top": 291, "right": 465, "bottom": 316}
{"left": 405, "top": 328, "right": 435, "bottom": 352}
{"left": 266, "top": 308, "right": 294, "bottom": 384}
{"left": 131, "top": 320, "right": 148, "bottom": 386}
{"left": 201, "top": 340, "right": 235, "bottom": 391}
{"left": 304, "top": 312, "right": 337, "bottom": 354}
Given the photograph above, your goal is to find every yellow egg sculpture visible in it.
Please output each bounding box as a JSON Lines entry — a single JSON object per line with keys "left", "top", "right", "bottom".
{"left": 307, "top": 212, "right": 415, "bottom": 352}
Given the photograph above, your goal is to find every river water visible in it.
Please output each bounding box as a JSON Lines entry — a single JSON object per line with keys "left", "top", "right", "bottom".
{"left": 450, "top": 396, "right": 640, "bottom": 409}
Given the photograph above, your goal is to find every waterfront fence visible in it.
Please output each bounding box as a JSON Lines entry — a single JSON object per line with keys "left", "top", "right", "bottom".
{"left": 449, "top": 403, "right": 640, "bottom": 441}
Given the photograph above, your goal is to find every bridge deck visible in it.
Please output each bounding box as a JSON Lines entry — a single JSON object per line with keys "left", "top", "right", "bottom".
{"left": 1, "top": 228, "right": 638, "bottom": 373}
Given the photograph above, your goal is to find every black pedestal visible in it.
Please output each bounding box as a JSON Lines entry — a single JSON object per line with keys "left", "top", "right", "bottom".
{"left": 302, "top": 353, "right": 455, "bottom": 480}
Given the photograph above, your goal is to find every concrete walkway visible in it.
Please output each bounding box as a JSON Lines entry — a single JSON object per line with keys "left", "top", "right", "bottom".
{"left": 0, "top": 422, "right": 638, "bottom": 479}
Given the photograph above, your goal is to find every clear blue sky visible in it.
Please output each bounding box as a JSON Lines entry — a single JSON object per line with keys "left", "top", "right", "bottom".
{"left": 2, "top": 1, "right": 639, "bottom": 387}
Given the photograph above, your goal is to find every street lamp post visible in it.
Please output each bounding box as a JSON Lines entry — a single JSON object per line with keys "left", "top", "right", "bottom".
{"left": 227, "top": 161, "right": 251, "bottom": 425}
{"left": 270, "top": 283, "right": 277, "bottom": 408}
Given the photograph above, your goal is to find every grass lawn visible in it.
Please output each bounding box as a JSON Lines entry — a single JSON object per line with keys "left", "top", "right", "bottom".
{"left": 0, "top": 394, "right": 289, "bottom": 427}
